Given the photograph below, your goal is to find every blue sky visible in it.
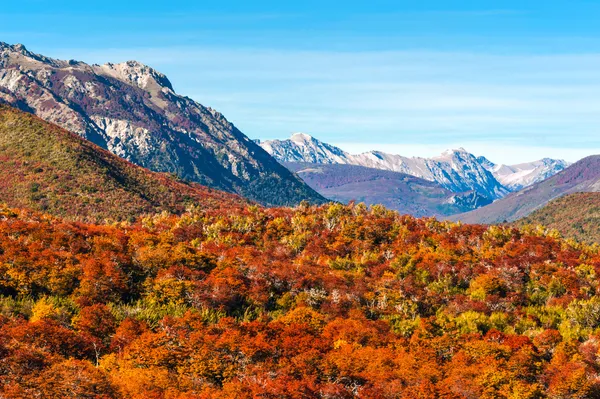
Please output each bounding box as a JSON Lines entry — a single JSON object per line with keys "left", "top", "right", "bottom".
{"left": 4, "top": 1, "right": 600, "bottom": 163}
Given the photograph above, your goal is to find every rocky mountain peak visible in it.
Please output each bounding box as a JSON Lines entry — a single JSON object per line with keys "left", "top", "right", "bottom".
{"left": 290, "top": 132, "right": 314, "bottom": 143}
{"left": 444, "top": 147, "right": 468, "bottom": 154}
{"left": 436, "top": 147, "right": 472, "bottom": 161}
{"left": 476, "top": 155, "right": 496, "bottom": 170}
{"left": 0, "top": 42, "right": 26, "bottom": 53}
{"left": 259, "top": 133, "right": 351, "bottom": 165}
{"left": 97, "top": 60, "right": 174, "bottom": 92}
{"left": 539, "top": 157, "right": 565, "bottom": 165}
{"left": 0, "top": 42, "right": 62, "bottom": 68}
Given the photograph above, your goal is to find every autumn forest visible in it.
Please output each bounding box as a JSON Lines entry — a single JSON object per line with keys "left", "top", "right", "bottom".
{"left": 1, "top": 199, "right": 600, "bottom": 398}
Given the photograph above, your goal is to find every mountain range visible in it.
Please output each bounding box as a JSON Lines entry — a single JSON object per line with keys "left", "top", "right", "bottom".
{"left": 259, "top": 133, "right": 568, "bottom": 201}
{"left": 0, "top": 42, "right": 324, "bottom": 207}
{"left": 0, "top": 42, "right": 591, "bottom": 228}
{"left": 260, "top": 134, "right": 504, "bottom": 200}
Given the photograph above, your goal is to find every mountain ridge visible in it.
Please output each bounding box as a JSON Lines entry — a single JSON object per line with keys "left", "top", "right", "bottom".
{"left": 484, "top": 157, "right": 570, "bottom": 191}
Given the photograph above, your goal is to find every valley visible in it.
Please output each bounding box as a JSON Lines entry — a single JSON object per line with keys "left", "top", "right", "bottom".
{"left": 0, "top": 29, "right": 599, "bottom": 399}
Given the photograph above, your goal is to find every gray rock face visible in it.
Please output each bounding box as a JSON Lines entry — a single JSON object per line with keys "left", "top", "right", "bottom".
{"left": 0, "top": 42, "right": 325, "bottom": 206}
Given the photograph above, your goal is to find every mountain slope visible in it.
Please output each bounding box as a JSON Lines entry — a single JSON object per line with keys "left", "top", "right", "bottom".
{"left": 451, "top": 155, "right": 600, "bottom": 224}
{"left": 516, "top": 192, "right": 600, "bottom": 244}
{"left": 0, "top": 104, "right": 247, "bottom": 222}
{"left": 0, "top": 42, "right": 324, "bottom": 206}
{"left": 285, "top": 162, "right": 492, "bottom": 217}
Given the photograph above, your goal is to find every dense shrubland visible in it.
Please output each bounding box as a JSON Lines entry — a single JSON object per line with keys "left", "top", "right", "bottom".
{"left": 1, "top": 201, "right": 600, "bottom": 398}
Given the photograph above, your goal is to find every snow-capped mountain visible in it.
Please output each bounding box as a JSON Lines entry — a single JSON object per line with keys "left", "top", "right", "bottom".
{"left": 0, "top": 42, "right": 325, "bottom": 206}
{"left": 349, "top": 147, "right": 509, "bottom": 199}
{"left": 260, "top": 133, "right": 567, "bottom": 200}
{"left": 482, "top": 158, "right": 570, "bottom": 191}
{"left": 285, "top": 162, "right": 493, "bottom": 217}
{"left": 257, "top": 133, "right": 352, "bottom": 164}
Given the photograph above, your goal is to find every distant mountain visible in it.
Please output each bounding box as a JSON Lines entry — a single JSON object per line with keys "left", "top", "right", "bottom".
{"left": 0, "top": 42, "right": 325, "bottom": 207}
{"left": 0, "top": 104, "right": 245, "bottom": 222}
{"left": 348, "top": 148, "right": 507, "bottom": 199}
{"left": 260, "top": 134, "right": 508, "bottom": 200}
{"left": 450, "top": 155, "right": 600, "bottom": 224}
{"left": 480, "top": 157, "right": 570, "bottom": 191}
{"left": 257, "top": 133, "right": 351, "bottom": 164}
{"left": 516, "top": 192, "right": 600, "bottom": 244}
{"left": 261, "top": 134, "right": 568, "bottom": 201}
{"left": 285, "top": 162, "right": 492, "bottom": 217}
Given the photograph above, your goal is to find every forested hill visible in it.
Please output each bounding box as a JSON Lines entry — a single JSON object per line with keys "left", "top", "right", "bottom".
{"left": 1, "top": 201, "right": 600, "bottom": 398}
{"left": 0, "top": 105, "right": 246, "bottom": 222}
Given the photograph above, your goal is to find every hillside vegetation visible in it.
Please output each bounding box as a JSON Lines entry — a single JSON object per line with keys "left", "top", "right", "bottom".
{"left": 0, "top": 105, "right": 245, "bottom": 222}
{"left": 1, "top": 201, "right": 600, "bottom": 398}
{"left": 518, "top": 192, "right": 600, "bottom": 244}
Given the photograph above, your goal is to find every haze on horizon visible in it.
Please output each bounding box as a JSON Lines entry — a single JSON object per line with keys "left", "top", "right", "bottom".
{"left": 4, "top": 0, "right": 600, "bottom": 164}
